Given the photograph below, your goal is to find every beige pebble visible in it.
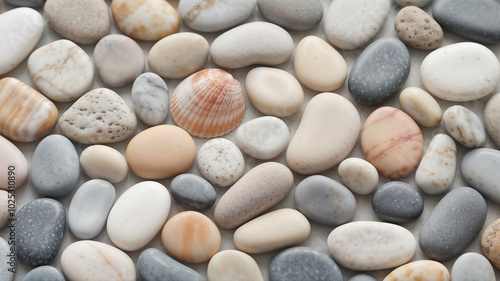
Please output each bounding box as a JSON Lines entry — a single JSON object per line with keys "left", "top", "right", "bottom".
{"left": 0, "top": 135, "right": 29, "bottom": 190}
{"left": 485, "top": 93, "right": 500, "bottom": 148}
{"left": 207, "top": 250, "right": 264, "bottom": 281}
{"left": 399, "top": 87, "right": 442, "bottom": 127}
{"left": 395, "top": 6, "right": 443, "bottom": 50}
{"left": 383, "top": 260, "right": 450, "bottom": 281}
{"left": 481, "top": 218, "right": 500, "bottom": 269}
{"left": 338, "top": 158, "right": 379, "bottom": 195}
{"left": 80, "top": 145, "right": 128, "bottom": 183}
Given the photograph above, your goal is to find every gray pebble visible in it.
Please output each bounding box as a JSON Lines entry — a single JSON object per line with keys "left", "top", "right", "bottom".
{"left": 257, "top": 0, "right": 324, "bottom": 30}
{"left": 23, "top": 265, "right": 65, "bottom": 281}
{"left": 170, "top": 173, "right": 217, "bottom": 211}
{"left": 461, "top": 148, "right": 500, "bottom": 204}
{"left": 372, "top": 181, "right": 424, "bottom": 224}
{"left": 137, "top": 248, "right": 206, "bottom": 281}
{"left": 394, "top": 0, "right": 433, "bottom": 7}
{"left": 0, "top": 237, "right": 14, "bottom": 281}
{"left": 131, "top": 72, "right": 169, "bottom": 126}
{"left": 348, "top": 274, "right": 377, "bottom": 281}
{"left": 5, "top": 0, "right": 45, "bottom": 7}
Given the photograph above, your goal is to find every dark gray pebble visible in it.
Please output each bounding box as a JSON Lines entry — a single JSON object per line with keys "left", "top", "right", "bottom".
{"left": 372, "top": 181, "right": 424, "bottom": 224}
{"left": 137, "top": 248, "right": 206, "bottom": 281}
{"left": 170, "top": 173, "right": 216, "bottom": 210}
{"left": 23, "top": 265, "right": 65, "bottom": 281}
{"left": 257, "top": 0, "right": 324, "bottom": 30}
{"left": 5, "top": 0, "right": 45, "bottom": 7}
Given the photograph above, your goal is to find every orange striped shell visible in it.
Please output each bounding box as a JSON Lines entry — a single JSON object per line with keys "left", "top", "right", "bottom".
{"left": 170, "top": 68, "right": 246, "bottom": 138}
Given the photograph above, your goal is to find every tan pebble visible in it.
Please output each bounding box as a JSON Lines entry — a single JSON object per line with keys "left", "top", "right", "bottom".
{"left": 383, "top": 260, "right": 450, "bottom": 281}
{"left": 399, "top": 87, "right": 442, "bottom": 127}
{"left": 394, "top": 6, "right": 443, "bottom": 50}
{"left": 338, "top": 158, "right": 379, "bottom": 195}
{"left": 80, "top": 145, "right": 128, "bottom": 183}
{"left": 485, "top": 93, "right": 500, "bottom": 148}
{"left": 207, "top": 250, "right": 264, "bottom": 281}
{"left": 481, "top": 218, "right": 500, "bottom": 269}
{"left": 0, "top": 135, "right": 29, "bottom": 190}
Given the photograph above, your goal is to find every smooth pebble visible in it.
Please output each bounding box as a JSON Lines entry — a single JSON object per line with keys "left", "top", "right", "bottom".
{"left": 395, "top": 6, "right": 443, "bottom": 50}
{"left": 0, "top": 237, "right": 14, "bottom": 281}
{"left": 372, "top": 181, "right": 424, "bottom": 224}
{"left": 207, "top": 250, "right": 264, "bottom": 281}
{"left": 131, "top": 72, "right": 169, "bottom": 126}
{"left": 348, "top": 274, "right": 377, "bottom": 281}
{"left": 394, "top": 0, "right": 433, "bottom": 7}
{"left": 137, "top": 248, "right": 206, "bottom": 281}
{"left": 23, "top": 266, "right": 65, "bottom": 281}
{"left": 0, "top": 135, "right": 29, "bottom": 190}
{"left": 0, "top": 191, "right": 9, "bottom": 229}
{"left": 80, "top": 145, "right": 128, "bottom": 183}
{"left": 461, "top": 148, "right": 500, "bottom": 203}
{"left": 451, "top": 252, "right": 495, "bottom": 281}
{"left": 485, "top": 93, "right": 500, "bottom": 148}
{"left": 338, "top": 158, "right": 379, "bottom": 195}
{"left": 481, "top": 218, "right": 500, "bottom": 270}
{"left": 5, "top": 0, "right": 45, "bottom": 7}
{"left": 443, "top": 105, "right": 485, "bottom": 148}
{"left": 383, "top": 260, "right": 450, "bottom": 281}
{"left": 170, "top": 173, "right": 216, "bottom": 211}
{"left": 399, "top": 87, "right": 442, "bottom": 127}
{"left": 257, "top": 0, "right": 323, "bottom": 30}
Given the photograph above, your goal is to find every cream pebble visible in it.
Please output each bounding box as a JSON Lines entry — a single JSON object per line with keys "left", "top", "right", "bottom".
{"left": 80, "top": 145, "right": 128, "bottom": 183}
{"left": 383, "top": 260, "right": 450, "bottom": 281}
{"left": 338, "top": 158, "right": 379, "bottom": 195}
{"left": 399, "top": 87, "right": 442, "bottom": 127}
{"left": 443, "top": 105, "right": 485, "bottom": 148}
{"left": 0, "top": 135, "right": 28, "bottom": 190}
{"left": 208, "top": 250, "right": 264, "bottom": 281}
{"left": 484, "top": 93, "right": 500, "bottom": 148}
{"left": 451, "top": 253, "right": 495, "bottom": 281}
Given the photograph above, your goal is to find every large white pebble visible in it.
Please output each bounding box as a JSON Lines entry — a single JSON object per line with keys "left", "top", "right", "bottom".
{"left": 80, "top": 145, "right": 128, "bottom": 183}
{"left": 451, "top": 252, "right": 495, "bottom": 281}
{"left": 399, "top": 87, "right": 442, "bottom": 127}
{"left": 207, "top": 250, "right": 264, "bottom": 281}
{"left": 338, "top": 158, "right": 379, "bottom": 195}
{"left": 443, "top": 105, "right": 485, "bottom": 148}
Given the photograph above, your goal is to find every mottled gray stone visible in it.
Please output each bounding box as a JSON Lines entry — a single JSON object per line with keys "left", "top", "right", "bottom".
{"left": 23, "top": 265, "right": 65, "bottom": 281}
{"left": 131, "top": 72, "right": 169, "bottom": 126}
{"left": 461, "top": 148, "right": 500, "bottom": 203}
{"left": 0, "top": 237, "right": 14, "bottom": 281}
{"left": 372, "top": 181, "right": 424, "bottom": 224}
{"left": 348, "top": 274, "right": 377, "bottom": 281}
{"left": 257, "top": 0, "right": 324, "bottom": 30}
{"left": 170, "top": 173, "right": 216, "bottom": 211}
{"left": 137, "top": 248, "right": 206, "bottom": 281}
{"left": 5, "top": 0, "right": 45, "bottom": 7}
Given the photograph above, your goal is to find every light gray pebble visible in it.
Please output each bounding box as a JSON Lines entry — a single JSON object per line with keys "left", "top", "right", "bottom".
{"left": 0, "top": 237, "right": 14, "bottom": 281}
{"left": 348, "top": 274, "right": 377, "bottom": 281}
{"left": 137, "top": 248, "right": 206, "bottom": 281}
{"left": 23, "top": 265, "right": 65, "bottom": 281}
{"left": 257, "top": 0, "right": 323, "bottom": 30}
{"left": 131, "top": 72, "right": 169, "bottom": 126}
{"left": 170, "top": 173, "right": 216, "bottom": 211}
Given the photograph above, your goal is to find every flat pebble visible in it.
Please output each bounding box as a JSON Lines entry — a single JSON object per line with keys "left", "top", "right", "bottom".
{"left": 0, "top": 237, "right": 14, "bottom": 281}
{"left": 210, "top": 22, "right": 294, "bottom": 69}
{"left": 485, "top": 93, "right": 500, "bottom": 148}
{"left": 197, "top": 138, "right": 245, "bottom": 187}
{"left": 338, "top": 158, "right": 379, "bottom": 195}
{"left": 419, "top": 187, "right": 487, "bottom": 261}
{"left": 287, "top": 93, "right": 361, "bottom": 174}
{"left": 257, "top": 0, "right": 323, "bottom": 30}
{"left": 16, "top": 198, "right": 65, "bottom": 266}
{"left": 372, "top": 181, "right": 423, "bottom": 224}
{"left": 295, "top": 175, "right": 356, "bottom": 226}
{"left": 482, "top": 218, "right": 500, "bottom": 269}
{"left": 421, "top": 42, "right": 500, "bottom": 101}
{"left": 0, "top": 191, "right": 8, "bottom": 229}
{"left": 415, "top": 134, "right": 457, "bottom": 195}
{"left": 5, "top": 0, "right": 45, "bottom": 7}
{"left": 294, "top": 36, "right": 348, "bottom": 92}
{"left": 214, "top": 162, "right": 293, "bottom": 229}
{"left": 107, "top": 181, "right": 171, "bottom": 251}
{"left": 399, "top": 87, "right": 442, "bottom": 127}
{"left": 395, "top": 6, "right": 443, "bottom": 50}
{"left": 443, "top": 105, "right": 485, "bottom": 148}
{"left": 138, "top": 248, "right": 206, "bottom": 281}
{"left": 451, "top": 252, "right": 495, "bottom": 281}
{"left": 394, "top": 0, "right": 432, "bottom": 7}
{"left": 383, "top": 260, "right": 450, "bottom": 281}
{"left": 170, "top": 173, "right": 216, "bottom": 211}
{"left": 44, "top": 0, "right": 110, "bottom": 44}
{"left": 208, "top": 250, "right": 264, "bottom": 281}
{"left": 131, "top": 72, "right": 169, "bottom": 126}
{"left": 234, "top": 208, "right": 310, "bottom": 254}
{"left": 80, "top": 145, "right": 128, "bottom": 183}
{"left": 461, "top": 148, "right": 500, "bottom": 203}
{"left": 31, "top": 134, "right": 80, "bottom": 198}
{"left": 162, "top": 211, "right": 221, "bottom": 263}
{"left": 23, "top": 266, "right": 65, "bottom": 281}
{"left": 0, "top": 135, "right": 28, "bottom": 190}
{"left": 348, "top": 37, "right": 410, "bottom": 106}
{"left": 348, "top": 274, "right": 377, "bottom": 281}
{"left": 245, "top": 67, "right": 304, "bottom": 117}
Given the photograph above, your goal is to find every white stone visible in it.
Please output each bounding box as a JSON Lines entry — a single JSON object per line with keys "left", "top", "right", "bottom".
{"left": 0, "top": 237, "right": 14, "bottom": 281}
{"left": 399, "top": 87, "right": 442, "bottom": 128}
{"left": 443, "top": 105, "right": 485, "bottom": 148}
{"left": 451, "top": 252, "right": 495, "bottom": 281}
{"left": 131, "top": 72, "right": 169, "bottom": 126}
{"left": 207, "top": 250, "right": 264, "bottom": 281}
{"left": 80, "top": 145, "right": 128, "bottom": 183}
{"left": 338, "top": 158, "right": 379, "bottom": 195}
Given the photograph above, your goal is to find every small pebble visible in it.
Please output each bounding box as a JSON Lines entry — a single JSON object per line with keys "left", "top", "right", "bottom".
{"left": 399, "top": 87, "right": 442, "bottom": 127}
{"left": 208, "top": 250, "right": 264, "bottom": 281}
{"left": 443, "top": 105, "right": 485, "bottom": 148}
{"left": 0, "top": 135, "right": 29, "bottom": 190}
{"left": 348, "top": 274, "right": 377, "bottom": 281}
{"left": 461, "top": 148, "right": 500, "bottom": 203}
{"left": 131, "top": 72, "right": 169, "bottom": 126}
{"left": 451, "top": 252, "right": 495, "bottom": 281}
{"left": 170, "top": 173, "right": 216, "bottom": 211}
{"left": 257, "top": 0, "right": 323, "bottom": 30}
{"left": 383, "top": 260, "right": 450, "bottom": 281}
{"left": 395, "top": 6, "right": 443, "bottom": 50}
{"left": 394, "top": 0, "right": 433, "bottom": 7}
{"left": 0, "top": 237, "right": 14, "bottom": 281}
{"left": 137, "top": 248, "right": 206, "bottom": 281}
{"left": 0, "top": 191, "right": 8, "bottom": 229}
{"left": 80, "top": 145, "right": 128, "bottom": 183}
{"left": 485, "top": 93, "right": 500, "bottom": 148}
{"left": 5, "top": 0, "right": 45, "bottom": 7}
{"left": 481, "top": 218, "right": 500, "bottom": 269}
{"left": 23, "top": 266, "right": 65, "bottom": 281}
{"left": 338, "top": 158, "right": 379, "bottom": 195}
{"left": 372, "top": 181, "right": 424, "bottom": 224}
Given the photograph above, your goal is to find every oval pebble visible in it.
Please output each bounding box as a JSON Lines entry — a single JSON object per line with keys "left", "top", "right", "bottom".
{"left": 0, "top": 191, "right": 8, "bottom": 229}
{"left": 5, "top": 0, "right": 45, "bottom": 7}
{"left": 451, "top": 252, "right": 495, "bottom": 281}
{"left": 23, "top": 266, "right": 65, "bottom": 281}
{"left": 461, "top": 148, "right": 500, "bottom": 203}
{"left": 131, "top": 72, "right": 169, "bottom": 126}
{"left": 481, "top": 218, "right": 500, "bottom": 269}
{"left": 485, "top": 93, "right": 500, "bottom": 148}
{"left": 327, "top": 221, "right": 416, "bottom": 270}
{"left": 395, "top": 6, "right": 443, "bottom": 50}
{"left": 383, "top": 260, "right": 450, "bottom": 281}
{"left": 80, "top": 145, "right": 128, "bottom": 183}
{"left": 348, "top": 274, "right": 377, "bottom": 281}
{"left": 170, "top": 173, "right": 216, "bottom": 211}
{"left": 419, "top": 187, "right": 487, "bottom": 261}
{"left": 0, "top": 238, "right": 14, "bottom": 281}
{"left": 399, "top": 87, "right": 442, "bottom": 127}
{"left": 208, "top": 250, "right": 264, "bottom": 281}
{"left": 0, "top": 135, "right": 28, "bottom": 190}
{"left": 443, "top": 105, "right": 485, "bottom": 148}
{"left": 257, "top": 0, "right": 323, "bottom": 30}
{"left": 138, "top": 248, "right": 206, "bottom": 281}
{"left": 338, "top": 158, "right": 379, "bottom": 195}
{"left": 234, "top": 208, "right": 310, "bottom": 254}
{"left": 372, "top": 181, "right": 423, "bottom": 224}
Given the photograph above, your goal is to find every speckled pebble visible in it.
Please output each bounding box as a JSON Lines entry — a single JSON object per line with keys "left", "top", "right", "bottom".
{"left": 170, "top": 173, "right": 216, "bottom": 211}
{"left": 451, "top": 252, "right": 495, "bottom": 281}
{"left": 399, "top": 87, "right": 442, "bottom": 127}
{"left": 395, "top": 6, "right": 443, "bottom": 50}
{"left": 443, "top": 105, "right": 485, "bottom": 148}
{"left": 208, "top": 250, "right": 264, "bottom": 281}
{"left": 383, "top": 260, "right": 450, "bottom": 281}
{"left": 481, "top": 218, "right": 500, "bottom": 270}
{"left": 338, "top": 158, "right": 379, "bottom": 195}
{"left": 348, "top": 274, "right": 377, "bottom": 281}
{"left": 131, "top": 72, "right": 169, "bottom": 126}
{"left": 461, "top": 148, "right": 500, "bottom": 203}
{"left": 372, "top": 181, "right": 424, "bottom": 224}
{"left": 23, "top": 266, "right": 65, "bottom": 281}
{"left": 137, "top": 248, "right": 206, "bottom": 281}
{"left": 257, "top": 0, "right": 323, "bottom": 30}
{"left": 485, "top": 93, "right": 500, "bottom": 148}
{"left": 0, "top": 237, "right": 14, "bottom": 281}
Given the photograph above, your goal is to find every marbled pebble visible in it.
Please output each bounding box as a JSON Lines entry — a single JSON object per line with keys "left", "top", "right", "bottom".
{"left": 138, "top": 248, "right": 206, "bottom": 281}
{"left": 372, "top": 181, "right": 423, "bottom": 224}
{"left": 395, "top": 6, "right": 443, "bottom": 50}
{"left": 0, "top": 237, "right": 14, "bottom": 281}
{"left": 338, "top": 158, "right": 379, "bottom": 195}
{"left": 131, "top": 72, "right": 169, "bottom": 126}
{"left": 257, "top": 0, "right": 323, "bottom": 30}
{"left": 80, "top": 145, "right": 128, "bottom": 183}
{"left": 399, "top": 87, "right": 442, "bottom": 127}
{"left": 443, "top": 105, "right": 485, "bottom": 148}
{"left": 0, "top": 135, "right": 29, "bottom": 190}
{"left": 461, "top": 148, "right": 500, "bottom": 203}
{"left": 170, "top": 173, "right": 216, "bottom": 211}
{"left": 5, "top": 0, "right": 45, "bottom": 7}
{"left": 451, "top": 252, "right": 495, "bottom": 281}
{"left": 208, "top": 250, "right": 264, "bottom": 281}
{"left": 485, "top": 93, "right": 500, "bottom": 148}
{"left": 348, "top": 274, "right": 377, "bottom": 281}
{"left": 0, "top": 191, "right": 9, "bottom": 229}
{"left": 394, "top": 0, "right": 433, "bottom": 7}
{"left": 383, "top": 260, "right": 450, "bottom": 281}
{"left": 481, "top": 218, "right": 500, "bottom": 269}
{"left": 23, "top": 265, "right": 65, "bottom": 281}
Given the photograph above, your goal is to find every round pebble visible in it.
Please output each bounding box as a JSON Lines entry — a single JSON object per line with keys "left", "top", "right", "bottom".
{"left": 451, "top": 252, "right": 495, "bottom": 281}
{"left": 443, "top": 105, "right": 486, "bottom": 148}
{"left": 257, "top": 0, "right": 323, "bottom": 30}
{"left": 383, "top": 260, "right": 450, "bottom": 281}
{"left": 170, "top": 173, "right": 216, "bottom": 211}
{"left": 461, "top": 148, "right": 500, "bottom": 203}
{"left": 138, "top": 248, "right": 205, "bottom": 281}
{"left": 208, "top": 250, "right": 264, "bottom": 281}
{"left": 80, "top": 145, "right": 128, "bottom": 183}
{"left": 399, "top": 87, "right": 442, "bottom": 127}
{"left": 0, "top": 135, "right": 29, "bottom": 190}
{"left": 372, "top": 181, "right": 424, "bottom": 224}
{"left": 395, "top": 6, "right": 443, "bottom": 50}
{"left": 481, "top": 218, "right": 500, "bottom": 269}
{"left": 485, "top": 93, "right": 500, "bottom": 148}
{"left": 23, "top": 266, "right": 65, "bottom": 281}
{"left": 131, "top": 72, "right": 169, "bottom": 126}
{"left": 338, "top": 158, "right": 379, "bottom": 195}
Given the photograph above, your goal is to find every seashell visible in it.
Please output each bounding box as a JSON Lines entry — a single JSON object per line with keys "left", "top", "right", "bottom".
{"left": 170, "top": 68, "right": 246, "bottom": 138}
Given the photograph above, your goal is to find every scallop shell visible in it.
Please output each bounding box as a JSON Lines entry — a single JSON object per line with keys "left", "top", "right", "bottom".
{"left": 170, "top": 68, "right": 246, "bottom": 138}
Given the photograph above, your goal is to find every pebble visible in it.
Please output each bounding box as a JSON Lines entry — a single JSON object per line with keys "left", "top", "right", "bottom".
{"left": 60, "top": 240, "right": 136, "bottom": 281}
{"left": 179, "top": 0, "right": 256, "bottom": 32}
{"left": 421, "top": 42, "right": 500, "bottom": 101}
{"left": 15, "top": 198, "right": 65, "bottom": 266}
{"left": 269, "top": 247, "right": 342, "bottom": 281}
{"left": 131, "top": 72, "right": 169, "bottom": 126}
{"left": 383, "top": 260, "right": 450, "bottom": 281}
{"left": 5, "top": 0, "right": 45, "bottom": 7}
{"left": 23, "top": 266, "right": 65, "bottom": 281}
{"left": 170, "top": 173, "right": 216, "bottom": 211}
{"left": 348, "top": 37, "right": 411, "bottom": 106}
{"left": 0, "top": 77, "right": 58, "bottom": 142}
{"left": 451, "top": 252, "right": 496, "bottom": 281}
{"left": 80, "top": 145, "right": 128, "bottom": 183}
{"left": 324, "top": 0, "right": 391, "bottom": 50}
{"left": 257, "top": 0, "right": 323, "bottom": 30}
{"left": 208, "top": 250, "right": 264, "bottom": 281}
{"left": 338, "top": 158, "right": 379, "bottom": 195}
{"left": 394, "top": 6, "right": 443, "bottom": 50}
{"left": 348, "top": 274, "right": 377, "bottom": 281}
{"left": 419, "top": 187, "right": 487, "bottom": 261}
{"left": 327, "top": 221, "right": 416, "bottom": 270}
{"left": 0, "top": 191, "right": 8, "bottom": 229}
{"left": 294, "top": 36, "right": 348, "bottom": 92}
{"left": 27, "top": 39, "right": 93, "bottom": 102}
{"left": 461, "top": 148, "right": 500, "bottom": 203}
{"left": 197, "top": 138, "right": 245, "bottom": 187}
{"left": 399, "top": 87, "right": 442, "bottom": 127}
{"left": 294, "top": 175, "right": 356, "bottom": 226}
{"left": 31, "top": 134, "right": 80, "bottom": 198}
{"left": 0, "top": 237, "right": 14, "bottom": 281}
{"left": 68, "top": 179, "right": 116, "bottom": 240}
{"left": 481, "top": 218, "right": 500, "bottom": 269}
{"left": 394, "top": 0, "right": 433, "bottom": 7}
{"left": 111, "top": 0, "right": 179, "bottom": 41}
{"left": 138, "top": 248, "right": 206, "bottom": 281}
{"left": 443, "top": 105, "right": 486, "bottom": 148}
{"left": 148, "top": 32, "right": 209, "bottom": 79}
{"left": 485, "top": 93, "right": 500, "bottom": 148}
{"left": 372, "top": 181, "right": 424, "bottom": 224}
{"left": 0, "top": 135, "right": 28, "bottom": 190}
{"left": 361, "top": 107, "right": 424, "bottom": 179}
{"left": 161, "top": 211, "right": 221, "bottom": 263}
{"left": 415, "top": 134, "right": 457, "bottom": 195}
{"left": 59, "top": 88, "right": 137, "bottom": 144}
{"left": 234, "top": 208, "right": 311, "bottom": 254}
{"left": 0, "top": 7, "right": 43, "bottom": 75}
{"left": 43, "top": 0, "right": 110, "bottom": 44}
{"left": 210, "top": 22, "right": 294, "bottom": 69}
{"left": 245, "top": 67, "right": 304, "bottom": 117}
{"left": 107, "top": 181, "right": 171, "bottom": 251}
{"left": 287, "top": 93, "right": 361, "bottom": 174}
{"left": 214, "top": 162, "right": 294, "bottom": 229}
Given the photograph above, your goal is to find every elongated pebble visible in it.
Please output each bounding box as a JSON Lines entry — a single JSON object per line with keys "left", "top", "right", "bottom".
{"left": 338, "top": 158, "right": 379, "bottom": 195}
{"left": 443, "top": 105, "right": 485, "bottom": 148}
{"left": 485, "top": 93, "right": 500, "bottom": 148}
{"left": 0, "top": 238, "right": 14, "bottom": 281}
{"left": 399, "top": 87, "right": 442, "bottom": 127}
{"left": 131, "top": 72, "right": 169, "bottom": 126}
{"left": 461, "top": 148, "right": 500, "bottom": 203}
{"left": 80, "top": 145, "right": 128, "bottom": 183}
{"left": 208, "top": 250, "right": 264, "bottom": 281}
{"left": 170, "top": 173, "right": 216, "bottom": 211}
{"left": 372, "top": 181, "right": 423, "bottom": 224}
{"left": 383, "top": 260, "right": 449, "bottom": 281}
{"left": 481, "top": 218, "right": 500, "bottom": 269}
{"left": 395, "top": 6, "right": 443, "bottom": 50}
{"left": 451, "top": 252, "right": 495, "bottom": 281}
{"left": 138, "top": 248, "right": 206, "bottom": 281}
{"left": 23, "top": 266, "right": 65, "bottom": 281}
{"left": 0, "top": 135, "right": 28, "bottom": 190}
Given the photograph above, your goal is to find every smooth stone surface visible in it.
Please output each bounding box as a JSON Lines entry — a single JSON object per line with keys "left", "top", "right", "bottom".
{"left": 0, "top": 77, "right": 58, "bottom": 142}
{"left": 28, "top": 39, "right": 93, "bottom": 102}
{"left": 419, "top": 187, "right": 487, "bottom": 261}
{"left": 197, "top": 138, "right": 245, "bottom": 187}
{"left": 443, "top": 105, "right": 486, "bottom": 148}
{"left": 348, "top": 274, "right": 377, "bottom": 281}
{"left": 59, "top": 88, "right": 137, "bottom": 144}
{"left": 23, "top": 266, "right": 65, "bottom": 281}
{"left": 68, "top": 179, "right": 116, "bottom": 240}
{"left": 327, "top": 221, "right": 416, "bottom": 270}
{"left": 148, "top": 32, "right": 209, "bottom": 79}
{"left": 287, "top": 93, "right": 361, "bottom": 174}
{"left": 383, "top": 260, "right": 450, "bottom": 281}
{"left": 80, "top": 145, "right": 128, "bottom": 183}
{"left": 338, "top": 158, "right": 379, "bottom": 195}
{"left": 415, "top": 134, "right": 457, "bottom": 195}
{"left": 170, "top": 173, "right": 216, "bottom": 211}
{"left": 31, "top": 134, "right": 80, "bottom": 198}
{"left": 399, "top": 87, "right": 442, "bottom": 127}
{"left": 461, "top": 148, "right": 500, "bottom": 203}
{"left": 210, "top": 22, "right": 294, "bottom": 69}
{"left": 361, "top": 107, "right": 424, "bottom": 178}
{"left": 394, "top": 0, "right": 433, "bottom": 7}
{"left": 131, "top": 72, "right": 169, "bottom": 126}
{"left": 179, "top": 0, "right": 256, "bottom": 32}
{"left": 372, "top": 181, "right": 424, "bottom": 224}
{"left": 395, "top": 6, "right": 443, "bottom": 50}
{"left": 451, "top": 252, "right": 495, "bottom": 281}
{"left": 348, "top": 37, "right": 410, "bottom": 106}
{"left": 161, "top": 211, "right": 221, "bottom": 263}
{"left": 5, "top": 0, "right": 45, "bottom": 7}
{"left": 15, "top": 198, "right": 65, "bottom": 266}
{"left": 107, "top": 181, "right": 171, "bottom": 251}
{"left": 208, "top": 250, "right": 264, "bottom": 281}
{"left": 61, "top": 240, "right": 136, "bottom": 281}
{"left": 294, "top": 36, "right": 348, "bottom": 92}
{"left": 245, "top": 67, "right": 304, "bottom": 117}
{"left": 235, "top": 116, "right": 290, "bottom": 160}
{"left": 234, "top": 208, "right": 310, "bottom": 254}
{"left": 485, "top": 93, "right": 500, "bottom": 148}
{"left": 324, "top": 0, "right": 391, "bottom": 50}
{"left": 138, "top": 248, "right": 206, "bottom": 281}
{"left": 0, "top": 191, "right": 9, "bottom": 229}
{"left": 258, "top": 0, "right": 323, "bottom": 30}
{"left": 0, "top": 7, "right": 43, "bottom": 75}
{"left": 295, "top": 175, "right": 356, "bottom": 226}
{"left": 269, "top": 246, "right": 342, "bottom": 281}
{"left": 0, "top": 135, "right": 29, "bottom": 190}
{"left": 0, "top": 237, "right": 14, "bottom": 281}
{"left": 481, "top": 218, "right": 500, "bottom": 269}
{"left": 44, "top": 0, "right": 110, "bottom": 44}
{"left": 421, "top": 42, "right": 500, "bottom": 101}
{"left": 214, "top": 162, "right": 294, "bottom": 229}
